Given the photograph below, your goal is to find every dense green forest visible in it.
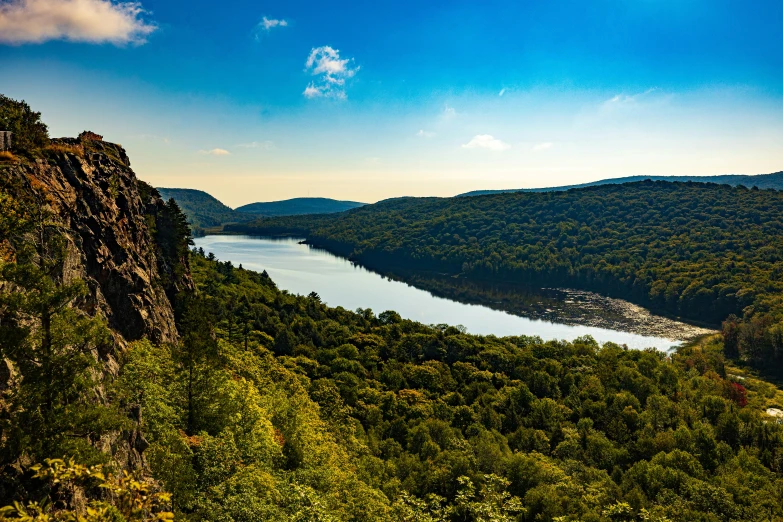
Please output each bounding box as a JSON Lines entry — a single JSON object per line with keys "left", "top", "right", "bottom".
{"left": 459, "top": 172, "right": 783, "bottom": 197}
{"left": 228, "top": 183, "right": 783, "bottom": 370}
{"left": 155, "top": 189, "right": 366, "bottom": 236}
{"left": 3, "top": 94, "right": 783, "bottom": 521}
{"left": 4, "top": 178, "right": 783, "bottom": 520}
{"left": 157, "top": 188, "right": 258, "bottom": 233}
{"left": 125, "top": 248, "right": 783, "bottom": 521}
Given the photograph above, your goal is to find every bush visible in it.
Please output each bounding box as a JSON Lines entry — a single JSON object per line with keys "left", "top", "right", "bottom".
{"left": 0, "top": 94, "right": 50, "bottom": 155}
{"left": 47, "top": 141, "right": 85, "bottom": 158}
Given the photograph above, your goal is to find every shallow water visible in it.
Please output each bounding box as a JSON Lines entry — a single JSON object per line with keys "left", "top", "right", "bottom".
{"left": 194, "top": 235, "right": 708, "bottom": 350}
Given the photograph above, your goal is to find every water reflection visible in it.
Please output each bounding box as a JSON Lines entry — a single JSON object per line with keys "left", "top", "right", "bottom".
{"left": 194, "top": 235, "right": 711, "bottom": 350}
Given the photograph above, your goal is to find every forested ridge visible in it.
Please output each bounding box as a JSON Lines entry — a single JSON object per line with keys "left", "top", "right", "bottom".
{"left": 227, "top": 182, "right": 783, "bottom": 370}
{"left": 157, "top": 188, "right": 259, "bottom": 233}
{"left": 3, "top": 94, "right": 783, "bottom": 521}
{"left": 457, "top": 171, "right": 783, "bottom": 197}
{"left": 124, "top": 249, "right": 783, "bottom": 521}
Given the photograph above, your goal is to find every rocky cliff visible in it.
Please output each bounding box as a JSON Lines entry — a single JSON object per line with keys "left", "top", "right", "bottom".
{"left": 2, "top": 134, "right": 190, "bottom": 349}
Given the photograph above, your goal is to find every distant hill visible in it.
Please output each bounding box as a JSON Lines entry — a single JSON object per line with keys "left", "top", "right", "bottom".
{"left": 157, "top": 188, "right": 257, "bottom": 230}
{"left": 458, "top": 171, "right": 783, "bottom": 196}
{"left": 157, "top": 190, "right": 366, "bottom": 231}
{"left": 235, "top": 197, "right": 365, "bottom": 216}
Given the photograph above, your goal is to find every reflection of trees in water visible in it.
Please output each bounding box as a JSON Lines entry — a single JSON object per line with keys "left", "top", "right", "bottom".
{"left": 380, "top": 269, "right": 629, "bottom": 325}
{"left": 361, "top": 266, "right": 711, "bottom": 339}
{"left": 298, "top": 240, "right": 712, "bottom": 339}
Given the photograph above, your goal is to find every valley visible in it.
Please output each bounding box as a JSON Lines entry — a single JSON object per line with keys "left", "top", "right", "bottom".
{"left": 195, "top": 235, "right": 714, "bottom": 348}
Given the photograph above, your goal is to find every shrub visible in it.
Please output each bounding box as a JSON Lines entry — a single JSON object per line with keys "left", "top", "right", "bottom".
{"left": 47, "top": 141, "right": 85, "bottom": 158}
{"left": 0, "top": 94, "right": 50, "bottom": 155}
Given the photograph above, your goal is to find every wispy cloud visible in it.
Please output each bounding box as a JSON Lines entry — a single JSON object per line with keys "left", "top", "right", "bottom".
{"left": 462, "top": 135, "right": 511, "bottom": 151}
{"left": 237, "top": 140, "right": 275, "bottom": 150}
{"left": 0, "top": 0, "right": 156, "bottom": 45}
{"left": 259, "top": 16, "right": 287, "bottom": 31}
{"left": 303, "top": 46, "right": 359, "bottom": 99}
{"left": 499, "top": 88, "right": 506, "bottom": 97}
{"left": 416, "top": 130, "right": 435, "bottom": 138}
{"left": 439, "top": 104, "right": 457, "bottom": 124}
{"left": 200, "top": 148, "right": 231, "bottom": 156}
{"left": 532, "top": 142, "right": 553, "bottom": 151}
{"left": 604, "top": 87, "right": 659, "bottom": 107}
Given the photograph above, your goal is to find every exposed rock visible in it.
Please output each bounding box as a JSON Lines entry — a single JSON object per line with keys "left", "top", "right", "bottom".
{"left": 3, "top": 138, "right": 191, "bottom": 348}
{"left": 0, "top": 358, "right": 15, "bottom": 392}
{"left": 78, "top": 131, "right": 103, "bottom": 142}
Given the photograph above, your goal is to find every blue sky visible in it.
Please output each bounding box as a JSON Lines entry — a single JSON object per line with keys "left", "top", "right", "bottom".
{"left": 1, "top": 0, "right": 782, "bottom": 204}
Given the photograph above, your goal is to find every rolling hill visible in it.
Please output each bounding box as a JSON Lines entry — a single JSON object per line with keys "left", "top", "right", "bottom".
{"left": 235, "top": 197, "right": 365, "bottom": 216}
{"left": 227, "top": 180, "right": 783, "bottom": 331}
{"left": 458, "top": 171, "right": 783, "bottom": 196}
{"left": 157, "top": 190, "right": 366, "bottom": 231}
{"left": 157, "top": 187, "right": 256, "bottom": 230}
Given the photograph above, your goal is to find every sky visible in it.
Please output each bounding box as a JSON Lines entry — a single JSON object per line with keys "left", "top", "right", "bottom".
{"left": 1, "top": 0, "right": 782, "bottom": 205}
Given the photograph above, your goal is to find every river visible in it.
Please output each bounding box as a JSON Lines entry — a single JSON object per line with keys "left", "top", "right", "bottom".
{"left": 194, "top": 235, "right": 715, "bottom": 350}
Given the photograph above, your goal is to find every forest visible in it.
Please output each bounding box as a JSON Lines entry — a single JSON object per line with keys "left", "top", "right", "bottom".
{"left": 6, "top": 198, "right": 783, "bottom": 520}
{"left": 2, "top": 94, "right": 783, "bottom": 521}
{"left": 2, "top": 180, "right": 783, "bottom": 520}
{"left": 157, "top": 188, "right": 257, "bottom": 233}
{"left": 227, "top": 184, "right": 783, "bottom": 371}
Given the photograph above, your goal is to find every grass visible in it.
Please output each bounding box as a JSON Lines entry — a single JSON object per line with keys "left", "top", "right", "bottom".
{"left": 46, "top": 142, "right": 85, "bottom": 158}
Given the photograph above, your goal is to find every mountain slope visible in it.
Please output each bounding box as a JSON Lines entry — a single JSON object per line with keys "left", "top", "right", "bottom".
{"left": 227, "top": 180, "right": 783, "bottom": 331}
{"left": 458, "top": 171, "right": 783, "bottom": 196}
{"left": 235, "top": 197, "right": 365, "bottom": 216}
{"left": 157, "top": 187, "right": 257, "bottom": 229}
{"left": 157, "top": 190, "right": 366, "bottom": 230}
{"left": 6, "top": 136, "right": 188, "bottom": 345}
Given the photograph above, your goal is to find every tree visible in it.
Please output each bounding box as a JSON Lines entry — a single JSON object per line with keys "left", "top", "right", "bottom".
{"left": 0, "top": 94, "right": 49, "bottom": 155}
{"left": 172, "top": 294, "right": 220, "bottom": 436}
{"left": 0, "top": 189, "right": 122, "bottom": 469}
{"left": 722, "top": 315, "right": 741, "bottom": 359}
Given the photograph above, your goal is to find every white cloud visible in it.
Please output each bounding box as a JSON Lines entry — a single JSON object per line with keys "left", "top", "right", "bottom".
{"left": 303, "top": 46, "right": 359, "bottom": 99}
{"left": 604, "top": 87, "right": 659, "bottom": 107}
{"left": 200, "top": 148, "right": 231, "bottom": 156}
{"left": 532, "top": 142, "right": 553, "bottom": 151}
{"left": 303, "top": 84, "right": 322, "bottom": 98}
{"left": 0, "top": 0, "right": 156, "bottom": 45}
{"left": 499, "top": 88, "right": 506, "bottom": 97}
{"left": 462, "top": 135, "right": 511, "bottom": 151}
{"left": 237, "top": 140, "right": 275, "bottom": 150}
{"left": 416, "top": 130, "right": 435, "bottom": 138}
{"left": 442, "top": 104, "right": 457, "bottom": 120}
{"left": 259, "top": 16, "right": 287, "bottom": 30}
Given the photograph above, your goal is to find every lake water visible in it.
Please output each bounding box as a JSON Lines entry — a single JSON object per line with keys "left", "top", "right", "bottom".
{"left": 194, "top": 235, "right": 688, "bottom": 350}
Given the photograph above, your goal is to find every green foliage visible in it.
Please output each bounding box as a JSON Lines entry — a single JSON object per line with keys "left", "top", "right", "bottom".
{"left": 458, "top": 171, "right": 783, "bottom": 197}
{"left": 156, "top": 188, "right": 257, "bottom": 232}
{"left": 0, "top": 94, "right": 49, "bottom": 156}
{"left": 229, "top": 181, "right": 783, "bottom": 370}
{"left": 4, "top": 132, "right": 783, "bottom": 521}
{"left": 111, "top": 249, "right": 783, "bottom": 521}
{"left": 138, "top": 182, "right": 194, "bottom": 303}
{"left": 0, "top": 188, "right": 124, "bottom": 470}
{"left": 0, "top": 458, "right": 173, "bottom": 521}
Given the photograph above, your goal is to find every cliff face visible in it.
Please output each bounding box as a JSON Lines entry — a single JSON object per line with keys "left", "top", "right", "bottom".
{"left": 4, "top": 137, "right": 190, "bottom": 347}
